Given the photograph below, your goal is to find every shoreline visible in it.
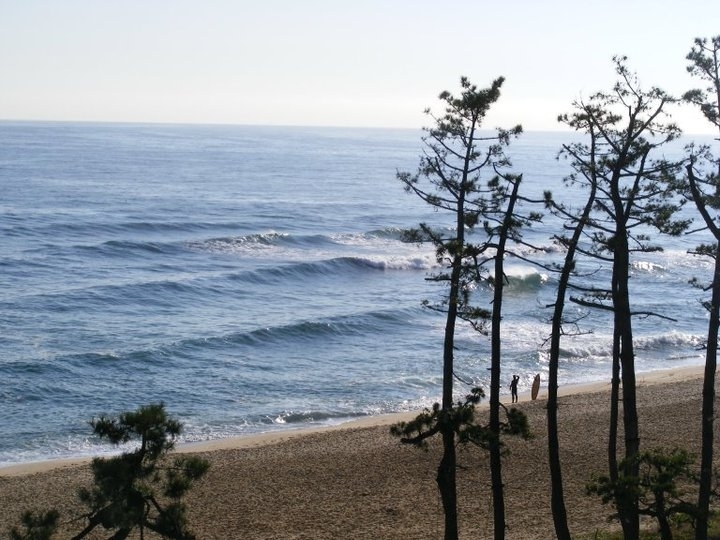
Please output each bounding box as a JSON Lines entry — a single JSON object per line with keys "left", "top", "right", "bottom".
{"left": 1, "top": 365, "right": 714, "bottom": 539}
{"left": 0, "top": 364, "right": 704, "bottom": 478}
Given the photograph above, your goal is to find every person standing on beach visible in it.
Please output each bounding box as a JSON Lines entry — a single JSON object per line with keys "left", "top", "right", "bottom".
{"left": 510, "top": 375, "right": 519, "bottom": 403}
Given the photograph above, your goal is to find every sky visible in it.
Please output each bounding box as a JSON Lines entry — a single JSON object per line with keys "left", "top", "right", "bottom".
{"left": 2, "top": 0, "right": 719, "bottom": 134}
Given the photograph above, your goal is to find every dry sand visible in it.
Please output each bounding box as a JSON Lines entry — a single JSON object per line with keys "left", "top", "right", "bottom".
{"left": 0, "top": 366, "right": 713, "bottom": 539}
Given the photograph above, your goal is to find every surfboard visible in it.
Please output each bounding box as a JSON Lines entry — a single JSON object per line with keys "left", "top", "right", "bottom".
{"left": 531, "top": 374, "right": 540, "bottom": 400}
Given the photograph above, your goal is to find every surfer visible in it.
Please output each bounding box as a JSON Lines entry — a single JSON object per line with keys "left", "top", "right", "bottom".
{"left": 510, "top": 375, "right": 519, "bottom": 403}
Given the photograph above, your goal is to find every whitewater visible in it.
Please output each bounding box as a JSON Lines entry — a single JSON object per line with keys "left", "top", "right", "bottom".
{"left": 0, "top": 122, "right": 716, "bottom": 466}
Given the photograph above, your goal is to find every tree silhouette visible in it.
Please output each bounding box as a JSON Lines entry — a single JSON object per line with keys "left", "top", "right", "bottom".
{"left": 9, "top": 510, "right": 59, "bottom": 540}
{"left": 542, "top": 106, "right": 602, "bottom": 539}
{"left": 71, "top": 403, "right": 209, "bottom": 540}
{"left": 588, "top": 448, "right": 698, "bottom": 540}
{"left": 558, "top": 56, "right": 687, "bottom": 538}
{"left": 682, "top": 35, "right": 720, "bottom": 540}
{"left": 393, "top": 76, "right": 534, "bottom": 540}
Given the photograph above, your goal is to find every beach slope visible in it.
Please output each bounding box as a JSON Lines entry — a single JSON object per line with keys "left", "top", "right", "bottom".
{"left": 0, "top": 368, "right": 711, "bottom": 539}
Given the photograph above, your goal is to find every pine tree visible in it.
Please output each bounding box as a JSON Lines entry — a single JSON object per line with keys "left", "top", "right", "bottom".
{"left": 392, "top": 76, "right": 535, "bottom": 540}
{"left": 72, "top": 403, "right": 209, "bottom": 540}
{"left": 682, "top": 35, "right": 720, "bottom": 540}
{"left": 9, "top": 510, "right": 59, "bottom": 540}
{"left": 542, "top": 106, "right": 602, "bottom": 538}
{"left": 558, "top": 56, "right": 687, "bottom": 537}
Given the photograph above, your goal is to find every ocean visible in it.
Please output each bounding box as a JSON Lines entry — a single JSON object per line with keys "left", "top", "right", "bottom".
{"left": 0, "top": 121, "right": 716, "bottom": 466}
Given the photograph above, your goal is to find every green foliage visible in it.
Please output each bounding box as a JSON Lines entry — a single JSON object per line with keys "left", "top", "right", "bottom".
{"left": 9, "top": 510, "right": 59, "bottom": 540}
{"left": 682, "top": 35, "right": 720, "bottom": 253}
{"left": 689, "top": 243, "right": 718, "bottom": 259}
{"left": 684, "top": 36, "right": 720, "bottom": 130}
{"left": 390, "top": 388, "right": 531, "bottom": 451}
{"left": 587, "top": 448, "right": 698, "bottom": 539}
{"left": 556, "top": 57, "right": 690, "bottom": 538}
{"left": 558, "top": 56, "right": 688, "bottom": 254}
{"left": 397, "top": 76, "right": 534, "bottom": 332}
{"left": 577, "top": 514, "right": 720, "bottom": 540}
{"left": 73, "top": 402, "right": 209, "bottom": 540}
{"left": 398, "top": 75, "right": 540, "bottom": 540}
{"left": 683, "top": 36, "right": 720, "bottom": 540}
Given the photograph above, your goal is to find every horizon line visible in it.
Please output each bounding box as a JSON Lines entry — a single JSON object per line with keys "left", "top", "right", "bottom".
{"left": 1, "top": 118, "right": 718, "bottom": 139}
{"left": 0, "top": 117, "right": 576, "bottom": 134}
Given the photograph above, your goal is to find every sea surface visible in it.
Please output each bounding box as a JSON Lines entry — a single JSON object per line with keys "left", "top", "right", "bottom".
{"left": 0, "top": 121, "right": 717, "bottom": 466}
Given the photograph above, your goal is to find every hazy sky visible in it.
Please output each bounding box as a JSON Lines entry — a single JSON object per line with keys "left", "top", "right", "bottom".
{"left": 2, "top": 0, "right": 719, "bottom": 133}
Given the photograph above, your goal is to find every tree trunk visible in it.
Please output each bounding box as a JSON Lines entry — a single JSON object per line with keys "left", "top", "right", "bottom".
{"left": 613, "top": 227, "right": 640, "bottom": 539}
{"left": 489, "top": 239, "right": 507, "bottom": 540}
{"left": 546, "top": 188, "right": 595, "bottom": 540}
{"left": 438, "top": 423, "right": 459, "bottom": 540}
{"left": 547, "top": 294, "right": 572, "bottom": 540}
{"left": 435, "top": 193, "right": 465, "bottom": 540}
{"left": 437, "top": 268, "right": 460, "bottom": 540}
{"left": 609, "top": 323, "right": 620, "bottom": 485}
{"left": 695, "top": 244, "right": 720, "bottom": 540}
{"left": 488, "top": 177, "right": 522, "bottom": 540}
{"left": 685, "top": 164, "right": 720, "bottom": 540}
{"left": 655, "top": 493, "right": 673, "bottom": 540}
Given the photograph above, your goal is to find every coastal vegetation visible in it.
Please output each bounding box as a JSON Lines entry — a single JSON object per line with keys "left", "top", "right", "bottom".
{"left": 9, "top": 404, "right": 209, "bottom": 540}
{"left": 554, "top": 55, "right": 689, "bottom": 538}
{"left": 681, "top": 36, "right": 720, "bottom": 540}
{"left": 390, "top": 75, "right": 536, "bottom": 540}
{"left": 9, "top": 510, "right": 58, "bottom": 540}
{"left": 392, "top": 35, "right": 720, "bottom": 540}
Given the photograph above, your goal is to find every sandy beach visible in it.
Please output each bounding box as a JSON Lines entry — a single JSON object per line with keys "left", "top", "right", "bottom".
{"left": 0, "top": 366, "right": 713, "bottom": 539}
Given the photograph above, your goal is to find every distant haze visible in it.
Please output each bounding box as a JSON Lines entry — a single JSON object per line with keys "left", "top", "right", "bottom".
{"left": 1, "top": 0, "right": 719, "bottom": 134}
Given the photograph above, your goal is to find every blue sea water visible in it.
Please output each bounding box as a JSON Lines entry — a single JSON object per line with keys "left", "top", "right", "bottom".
{"left": 0, "top": 121, "right": 716, "bottom": 466}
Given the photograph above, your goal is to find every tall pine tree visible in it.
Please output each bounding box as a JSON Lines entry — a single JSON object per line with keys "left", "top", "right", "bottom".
{"left": 392, "top": 76, "right": 535, "bottom": 540}
{"left": 683, "top": 35, "right": 720, "bottom": 540}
